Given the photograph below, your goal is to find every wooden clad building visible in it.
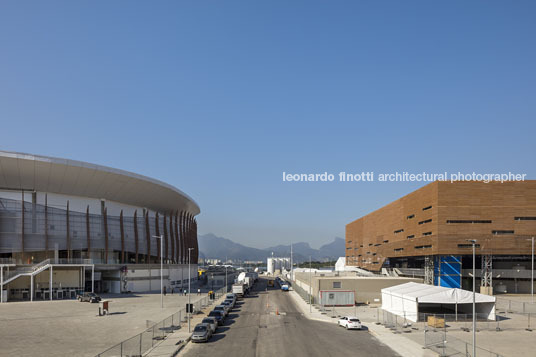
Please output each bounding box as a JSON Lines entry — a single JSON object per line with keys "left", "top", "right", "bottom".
{"left": 346, "top": 181, "right": 536, "bottom": 271}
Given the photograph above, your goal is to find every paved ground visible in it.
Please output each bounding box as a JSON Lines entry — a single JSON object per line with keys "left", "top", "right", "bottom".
{"left": 0, "top": 292, "right": 208, "bottom": 357}
{"left": 329, "top": 294, "right": 536, "bottom": 357}
{"left": 181, "top": 278, "right": 398, "bottom": 357}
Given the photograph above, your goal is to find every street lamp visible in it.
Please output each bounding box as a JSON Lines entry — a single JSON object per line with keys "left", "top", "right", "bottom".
{"left": 309, "top": 256, "right": 312, "bottom": 313}
{"left": 527, "top": 237, "right": 534, "bottom": 304}
{"left": 466, "top": 239, "right": 477, "bottom": 357}
{"left": 188, "top": 247, "right": 194, "bottom": 333}
{"left": 152, "top": 235, "right": 164, "bottom": 309}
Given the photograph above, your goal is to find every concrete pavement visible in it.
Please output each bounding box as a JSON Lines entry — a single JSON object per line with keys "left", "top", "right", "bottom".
{"left": 0, "top": 292, "right": 208, "bottom": 357}
{"left": 180, "top": 278, "right": 398, "bottom": 357}
{"left": 144, "top": 292, "right": 229, "bottom": 357}
{"left": 288, "top": 289, "right": 437, "bottom": 357}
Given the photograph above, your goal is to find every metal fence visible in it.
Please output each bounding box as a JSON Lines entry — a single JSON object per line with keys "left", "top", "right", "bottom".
{"left": 496, "top": 297, "right": 536, "bottom": 314}
{"left": 380, "top": 310, "right": 505, "bottom": 357}
{"left": 95, "top": 287, "right": 227, "bottom": 357}
{"left": 292, "top": 281, "right": 316, "bottom": 305}
{"left": 424, "top": 325, "right": 504, "bottom": 357}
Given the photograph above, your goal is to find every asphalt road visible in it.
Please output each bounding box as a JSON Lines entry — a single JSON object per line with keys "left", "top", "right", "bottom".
{"left": 181, "top": 278, "right": 398, "bottom": 357}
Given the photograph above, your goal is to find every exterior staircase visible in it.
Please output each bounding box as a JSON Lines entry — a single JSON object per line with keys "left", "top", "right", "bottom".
{"left": 1, "top": 259, "right": 51, "bottom": 286}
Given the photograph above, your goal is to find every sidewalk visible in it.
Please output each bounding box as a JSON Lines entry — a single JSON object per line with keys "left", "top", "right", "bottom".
{"left": 144, "top": 293, "right": 228, "bottom": 357}
{"left": 288, "top": 290, "right": 437, "bottom": 357}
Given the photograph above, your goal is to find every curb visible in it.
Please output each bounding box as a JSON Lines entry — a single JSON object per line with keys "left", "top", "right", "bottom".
{"left": 287, "top": 288, "right": 437, "bottom": 357}
{"left": 170, "top": 337, "right": 189, "bottom": 357}
{"left": 169, "top": 294, "right": 229, "bottom": 356}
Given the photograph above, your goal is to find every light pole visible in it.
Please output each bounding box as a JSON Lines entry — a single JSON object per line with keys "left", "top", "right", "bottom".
{"left": 527, "top": 237, "right": 534, "bottom": 304}
{"left": 225, "top": 256, "right": 228, "bottom": 293}
{"left": 188, "top": 247, "right": 194, "bottom": 333}
{"left": 528, "top": 237, "right": 534, "bottom": 304}
{"left": 152, "top": 235, "right": 164, "bottom": 309}
{"left": 309, "top": 255, "right": 312, "bottom": 313}
{"left": 290, "top": 243, "right": 293, "bottom": 282}
{"left": 467, "top": 239, "right": 477, "bottom": 357}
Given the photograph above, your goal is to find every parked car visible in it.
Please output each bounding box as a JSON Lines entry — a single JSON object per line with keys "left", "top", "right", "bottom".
{"left": 208, "top": 310, "right": 225, "bottom": 325}
{"left": 191, "top": 323, "right": 212, "bottom": 343}
{"left": 77, "top": 292, "right": 101, "bottom": 303}
{"left": 214, "top": 304, "right": 229, "bottom": 316}
{"left": 338, "top": 316, "right": 362, "bottom": 330}
{"left": 202, "top": 317, "right": 218, "bottom": 333}
{"left": 224, "top": 298, "right": 235, "bottom": 307}
{"left": 226, "top": 293, "right": 237, "bottom": 305}
{"left": 222, "top": 300, "right": 234, "bottom": 310}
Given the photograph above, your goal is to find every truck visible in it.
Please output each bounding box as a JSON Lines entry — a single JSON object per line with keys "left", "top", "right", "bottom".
{"left": 245, "top": 271, "right": 258, "bottom": 282}
{"left": 232, "top": 283, "right": 246, "bottom": 297}
{"left": 243, "top": 276, "right": 253, "bottom": 288}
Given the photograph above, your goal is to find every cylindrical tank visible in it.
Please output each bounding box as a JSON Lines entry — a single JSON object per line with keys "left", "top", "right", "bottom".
{"left": 267, "top": 258, "right": 274, "bottom": 274}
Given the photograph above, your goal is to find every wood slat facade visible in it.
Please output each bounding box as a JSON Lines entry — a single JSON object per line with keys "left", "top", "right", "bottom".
{"left": 346, "top": 181, "right": 536, "bottom": 271}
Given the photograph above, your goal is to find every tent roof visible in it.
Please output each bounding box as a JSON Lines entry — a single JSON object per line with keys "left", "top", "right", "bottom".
{"left": 382, "top": 282, "right": 496, "bottom": 304}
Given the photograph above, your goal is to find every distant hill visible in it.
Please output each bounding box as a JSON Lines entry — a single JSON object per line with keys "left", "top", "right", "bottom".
{"left": 198, "top": 233, "right": 268, "bottom": 261}
{"left": 198, "top": 233, "right": 344, "bottom": 263}
{"left": 318, "top": 237, "right": 345, "bottom": 259}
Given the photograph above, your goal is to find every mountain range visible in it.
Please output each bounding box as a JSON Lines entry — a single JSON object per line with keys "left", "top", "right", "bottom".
{"left": 198, "top": 233, "right": 344, "bottom": 263}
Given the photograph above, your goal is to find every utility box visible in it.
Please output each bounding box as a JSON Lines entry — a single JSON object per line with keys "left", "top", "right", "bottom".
{"left": 99, "top": 300, "right": 110, "bottom": 316}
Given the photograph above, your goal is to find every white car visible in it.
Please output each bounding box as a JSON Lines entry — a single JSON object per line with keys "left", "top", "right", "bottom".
{"left": 338, "top": 316, "right": 362, "bottom": 330}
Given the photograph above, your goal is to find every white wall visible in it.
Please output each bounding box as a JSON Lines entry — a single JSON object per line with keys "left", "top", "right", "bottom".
{"left": 123, "top": 265, "right": 197, "bottom": 293}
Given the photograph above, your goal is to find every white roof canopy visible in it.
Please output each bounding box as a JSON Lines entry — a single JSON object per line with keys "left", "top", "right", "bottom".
{"left": 382, "top": 282, "right": 496, "bottom": 304}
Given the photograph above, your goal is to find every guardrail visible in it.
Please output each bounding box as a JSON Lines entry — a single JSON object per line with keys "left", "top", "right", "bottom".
{"left": 95, "top": 287, "right": 227, "bottom": 357}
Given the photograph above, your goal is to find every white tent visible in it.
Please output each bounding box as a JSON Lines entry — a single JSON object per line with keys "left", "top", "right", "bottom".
{"left": 381, "top": 282, "right": 496, "bottom": 322}
{"left": 335, "top": 257, "right": 346, "bottom": 271}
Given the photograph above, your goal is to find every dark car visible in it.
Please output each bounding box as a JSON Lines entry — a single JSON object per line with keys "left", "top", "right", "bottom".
{"left": 208, "top": 310, "right": 225, "bottom": 325}
{"left": 222, "top": 300, "right": 234, "bottom": 310}
{"left": 77, "top": 292, "right": 101, "bottom": 303}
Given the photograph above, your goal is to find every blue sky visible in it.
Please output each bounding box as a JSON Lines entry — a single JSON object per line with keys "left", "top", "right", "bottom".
{"left": 1, "top": 1, "right": 535, "bottom": 249}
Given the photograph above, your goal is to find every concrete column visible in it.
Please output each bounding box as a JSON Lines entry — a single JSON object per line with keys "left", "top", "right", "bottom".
{"left": 1, "top": 266, "right": 3, "bottom": 303}
{"left": 91, "top": 265, "right": 94, "bottom": 293}
{"left": 30, "top": 275, "right": 34, "bottom": 302}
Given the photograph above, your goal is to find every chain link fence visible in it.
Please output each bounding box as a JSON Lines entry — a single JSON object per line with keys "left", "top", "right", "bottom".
{"left": 424, "top": 325, "right": 504, "bottom": 357}
{"left": 95, "top": 287, "right": 226, "bottom": 357}
{"left": 380, "top": 310, "right": 505, "bottom": 357}
{"left": 496, "top": 297, "right": 536, "bottom": 314}
{"left": 292, "top": 281, "right": 316, "bottom": 305}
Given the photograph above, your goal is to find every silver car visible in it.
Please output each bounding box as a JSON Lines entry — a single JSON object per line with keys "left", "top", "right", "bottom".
{"left": 201, "top": 317, "right": 217, "bottom": 333}
{"left": 191, "top": 323, "right": 212, "bottom": 343}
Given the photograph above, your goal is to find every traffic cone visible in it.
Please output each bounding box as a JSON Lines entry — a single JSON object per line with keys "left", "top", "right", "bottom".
{"left": 276, "top": 308, "right": 279, "bottom": 315}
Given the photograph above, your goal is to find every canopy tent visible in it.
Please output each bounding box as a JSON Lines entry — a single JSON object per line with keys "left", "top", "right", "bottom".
{"left": 381, "top": 282, "right": 496, "bottom": 322}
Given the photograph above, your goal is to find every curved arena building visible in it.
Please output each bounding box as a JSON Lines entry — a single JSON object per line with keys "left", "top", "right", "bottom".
{"left": 0, "top": 151, "right": 200, "bottom": 300}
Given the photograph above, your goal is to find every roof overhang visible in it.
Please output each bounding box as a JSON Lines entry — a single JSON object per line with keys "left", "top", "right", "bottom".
{"left": 0, "top": 151, "right": 200, "bottom": 215}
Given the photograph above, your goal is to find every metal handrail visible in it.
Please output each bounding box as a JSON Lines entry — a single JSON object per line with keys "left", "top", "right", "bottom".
{"left": 32, "top": 259, "right": 51, "bottom": 272}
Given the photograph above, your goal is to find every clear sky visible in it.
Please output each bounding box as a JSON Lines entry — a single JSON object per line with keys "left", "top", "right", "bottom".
{"left": 1, "top": 1, "right": 535, "bottom": 249}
